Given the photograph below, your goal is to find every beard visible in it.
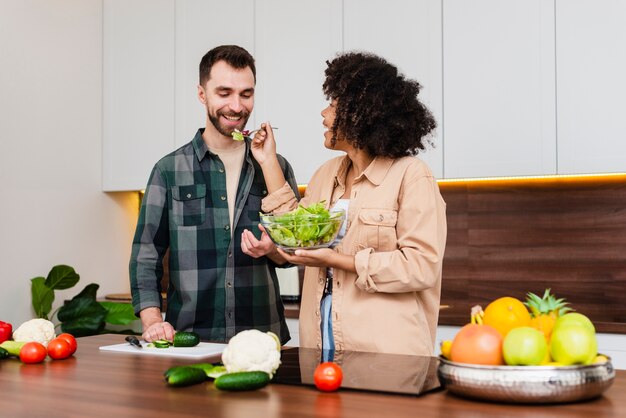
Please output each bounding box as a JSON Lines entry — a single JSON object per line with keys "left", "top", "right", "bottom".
{"left": 208, "top": 108, "right": 251, "bottom": 137}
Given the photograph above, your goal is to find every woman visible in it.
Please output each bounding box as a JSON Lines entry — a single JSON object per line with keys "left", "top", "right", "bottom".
{"left": 242, "top": 52, "right": 447, "bottom": 356}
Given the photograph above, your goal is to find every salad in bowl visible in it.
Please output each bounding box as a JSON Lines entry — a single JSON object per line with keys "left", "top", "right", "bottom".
{"left": 260, "top": 202, "right": 345, "bottom": 252}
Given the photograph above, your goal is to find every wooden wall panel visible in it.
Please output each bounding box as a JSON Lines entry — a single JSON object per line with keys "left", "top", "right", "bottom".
{"left": 438, "top": 177, "right": 626, "bottom": 333}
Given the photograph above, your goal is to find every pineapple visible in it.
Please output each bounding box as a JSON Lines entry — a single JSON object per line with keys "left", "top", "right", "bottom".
{"left": 524, "top": 288, "right": 572, "bottom": 342}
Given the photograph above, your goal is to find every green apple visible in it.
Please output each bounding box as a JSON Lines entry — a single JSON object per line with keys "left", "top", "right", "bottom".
{"left": 553, "top": 312, "right": 595, "bottom": 334}
{"left": 503, "top": 327, "right": 548, "bottom": 366}
{"left": 550, "top": 323, "right": 597, "bottom": 365}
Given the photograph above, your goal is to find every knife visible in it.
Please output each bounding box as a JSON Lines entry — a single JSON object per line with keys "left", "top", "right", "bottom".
{"left": 125, "top": 335, "right": 143, "bottom": 349}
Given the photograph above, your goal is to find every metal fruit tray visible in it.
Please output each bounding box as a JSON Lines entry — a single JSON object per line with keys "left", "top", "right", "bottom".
{"left": 438, "top": 357, "right": 615, "bottom": 404}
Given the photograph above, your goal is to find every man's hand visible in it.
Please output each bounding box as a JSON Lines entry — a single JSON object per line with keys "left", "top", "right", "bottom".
{"left": 241, "top": 224, "right": 276, "bottom": 258}
{"left": 139, "top": 306, "right": 175, "bottom": 342}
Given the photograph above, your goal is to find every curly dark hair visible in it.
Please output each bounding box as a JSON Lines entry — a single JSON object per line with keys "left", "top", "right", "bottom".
{"left": 199, "top": 45, "right": 256, "bottom": 86}
{"left": 323, "top": 52, "right": 436, "bottom": 158}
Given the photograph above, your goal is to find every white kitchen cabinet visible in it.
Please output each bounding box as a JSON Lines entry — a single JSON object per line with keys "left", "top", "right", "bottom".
{"left": 443, "top": 0, "right": 557, "bottom": 178}
{"left": 556, "top": 0, "right": 626, "bottom": 174}
{"left": 343, "top": 0, "right": 444, "bottom": 178}
{"left": 102, "top": 0, "right": 176, "bottom": 191}
{"left": 174, "top": 0, "right": 255, "bottom": 147}
{"left": 253, "top": 0, "right": 343, "bottom": 184}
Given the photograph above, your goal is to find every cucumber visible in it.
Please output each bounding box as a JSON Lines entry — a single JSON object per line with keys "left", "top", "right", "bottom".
{"left": 0, "top": 347, "right": 9, "bottom": 360}
{"left": 165, "top": 366, "right": 207, "bottom": 387}
{"left": 214, "top": 371, "right": 270, "bottom": 391}
{"left": 173, "top": 331, "right": 200, "bottom": 347}
{"left": 164, "top": 363, "right": 215, "bottom": 378}
{"left": 0, "top": 341, "right": 25, "bottom": 357}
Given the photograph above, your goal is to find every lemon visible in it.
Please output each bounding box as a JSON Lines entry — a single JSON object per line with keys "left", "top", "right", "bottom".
{"left": 593, "top": 355, "right": 608, "bottom": 364}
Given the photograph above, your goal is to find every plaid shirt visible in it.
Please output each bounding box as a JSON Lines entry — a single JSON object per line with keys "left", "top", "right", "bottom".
{"left": 130, "top": 129, "right": 299, "bottom": 343}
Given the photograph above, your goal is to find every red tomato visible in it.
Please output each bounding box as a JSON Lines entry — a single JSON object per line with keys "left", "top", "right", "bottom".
{"left": 313, "top": 362, "right": 343, "bottom": 392}
{"left": 19, "top": 342, "right": 47, "bottom": 364}
{"left": 56, "top": 333, "right": 78, "bottom": 355}
{"left": 47, "top": 338, "right": 72, "bottom": 360}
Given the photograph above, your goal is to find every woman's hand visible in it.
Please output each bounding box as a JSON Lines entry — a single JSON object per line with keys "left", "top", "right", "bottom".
{"left": 278, "top": 248, "right": 356, "bottom": 272}
{"left": 250, "top": 122, "right": 277, "bottom": 166}
{"left": 241, "top": 224, "right": 277, "bottom": 258}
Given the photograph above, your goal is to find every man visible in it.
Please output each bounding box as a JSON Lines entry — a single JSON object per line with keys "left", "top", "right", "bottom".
{"left": 130, "top": 45, "right": 298, "bottom": 344}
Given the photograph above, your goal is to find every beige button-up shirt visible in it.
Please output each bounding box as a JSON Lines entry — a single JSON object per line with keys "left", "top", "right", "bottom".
{"left": 263, "top": 155, "right": 447, "bottom": 355}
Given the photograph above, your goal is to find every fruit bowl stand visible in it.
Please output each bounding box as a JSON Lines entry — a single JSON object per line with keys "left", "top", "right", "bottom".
{"left": 437, "top": 356, "right": 615, "bottom": 404}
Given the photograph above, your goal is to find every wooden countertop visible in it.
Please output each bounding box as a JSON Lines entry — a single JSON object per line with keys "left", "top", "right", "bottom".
{"left": 0, "top": 334, "right": 623, "bottom": 418}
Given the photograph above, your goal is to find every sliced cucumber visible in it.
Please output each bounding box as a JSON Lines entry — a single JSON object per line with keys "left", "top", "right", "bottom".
{"left": 165, "top": 366, "right": 207, "bottom": 387}
{"left": 153, "top": 340, "right": 171, "bottom": 348}
{"left": 206, "top": 365, "right": 227, "bottom": 379}
{"left": 214, "top": 371, "right": 270, "bottom": 391}
{"left": 173, "top": 331, "right": 200, "bottom": 347}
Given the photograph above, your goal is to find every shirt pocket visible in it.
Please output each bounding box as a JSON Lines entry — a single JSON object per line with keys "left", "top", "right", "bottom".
{"left": 357, "top": 208, "right": 398, "bottom": 251}
{"left": 171, "top": 184, "right": 206, "bottom": 226}
{"left": 244, "top": 183, "right": 268, "bottom": 226}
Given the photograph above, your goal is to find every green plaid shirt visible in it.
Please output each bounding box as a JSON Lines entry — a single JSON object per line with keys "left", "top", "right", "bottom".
{"left": 130, "top": 129, "right": 299, "bottom": 343}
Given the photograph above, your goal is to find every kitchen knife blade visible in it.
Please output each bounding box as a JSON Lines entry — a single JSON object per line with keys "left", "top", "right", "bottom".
{"left": 125, "top": 335, "right": 143, "bottom": 348}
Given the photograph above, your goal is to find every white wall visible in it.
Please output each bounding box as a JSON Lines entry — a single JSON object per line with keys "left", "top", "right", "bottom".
{"left": 0, "top": 0, "right": 138, "bottom": 326}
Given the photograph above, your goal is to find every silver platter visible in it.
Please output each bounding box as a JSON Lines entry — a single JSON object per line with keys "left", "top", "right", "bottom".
{"left": 438, "top": 357, "right": 615, "bottom": 404}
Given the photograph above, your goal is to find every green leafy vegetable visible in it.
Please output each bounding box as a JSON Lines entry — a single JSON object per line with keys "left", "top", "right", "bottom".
{"left": 231, "top": 129, "right": 245, "bottom": 141}
{"left": 30, "top": 265, "right": 139, "bottom": 336}
{"left": 260, "top": 202, "right": 344, "bottom": 249}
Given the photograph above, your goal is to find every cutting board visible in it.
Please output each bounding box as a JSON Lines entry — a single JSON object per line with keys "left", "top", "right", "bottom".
{"left": 99, "top": 341, "right": 227, "bottom": 359}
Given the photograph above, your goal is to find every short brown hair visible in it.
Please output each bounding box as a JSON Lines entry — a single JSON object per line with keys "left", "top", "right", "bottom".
{"left": 199, "top": 45, "right": 256, "bottom": 86}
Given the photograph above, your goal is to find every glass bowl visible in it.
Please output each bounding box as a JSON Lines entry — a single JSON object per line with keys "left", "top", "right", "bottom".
{"left": 260, "top": 209, "right": 345, "bottom": 253}
{"left": 437, "top": 356, "right": 615, "bottom": 404}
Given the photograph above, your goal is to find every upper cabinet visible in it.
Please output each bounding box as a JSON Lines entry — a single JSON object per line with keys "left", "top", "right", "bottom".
{"left": 443, "top": 0, "right": 557, "bottom": 178}
{"left": 343, "top": 0, "right": 443, "bottom": 178}
{"left": 102, "top": 0, "right": 176, "bottom": 191}
{"left": 556, "top": 0, "right": 626, "bottom": 174}
{"left": 174, "top": 0, "right": 254, "bottom": 148}
{"left": 103, "top": 0, "right": 625, "bottom": 191}
{"left": 253, "top": 0, "right": 343, "bottom": 184}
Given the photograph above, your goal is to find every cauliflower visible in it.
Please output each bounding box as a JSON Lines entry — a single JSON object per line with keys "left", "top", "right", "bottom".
{"left": 12, "top": 318, "right": 56, "bottom": 347}
{"left": 221, "top": 329, "right": 281, "bottom": 378}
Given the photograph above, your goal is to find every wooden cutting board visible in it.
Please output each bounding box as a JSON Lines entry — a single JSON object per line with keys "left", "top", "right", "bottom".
{"left": 99, "top": 341, "right": 227, "bottom": 359}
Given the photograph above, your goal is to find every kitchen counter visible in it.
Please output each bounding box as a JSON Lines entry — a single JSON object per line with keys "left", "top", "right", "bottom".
{"left": 283, "top": 302, "right": 300, "bottom": 319}
{"left": 0, "top": 334, "right": 623, "bottom": 418}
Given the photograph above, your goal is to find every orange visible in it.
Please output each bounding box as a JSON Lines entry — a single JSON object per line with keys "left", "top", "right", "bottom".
{"left": 482, "top": 296, "right": 531, "bottom": 337}
{"left": 450, "top": 323, "right": 504, "bottom": 365}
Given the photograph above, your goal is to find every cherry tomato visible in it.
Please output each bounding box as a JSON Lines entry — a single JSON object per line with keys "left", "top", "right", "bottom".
{"left": 56, "top": 333, "right": 78, "bottom": 355}
{"left": 313, "top": 362, "right": 343, "bottom": 392}
{"left": 47, "top": 338, "right": 72, "bottom": 360}
{"left": 19, "top": 342, "right": 47, "bottom": 364}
